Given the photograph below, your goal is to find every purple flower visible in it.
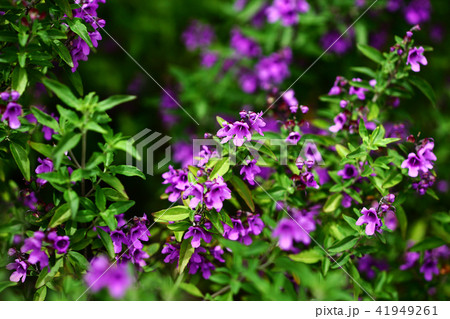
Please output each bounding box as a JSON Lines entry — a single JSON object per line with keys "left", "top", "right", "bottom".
{"left": 223, "top": 218, "right": 252, "bottom": 245}
{"left": 420, "top": 252, "right": 439, "bottom": 281}
{"left": 111, "top": 230, "right": 127, "bottom": 254}
{"left": 188, "top": 247, "right": 215, "bottom": 279}
{"left": 161, "top": 244, "right": 180, "bottom": 264}
{"left": 400, "top": 251, "right": 420, "bottom": 270}
{"left": 329, "top": 113, "right": 346, "bottom": 133}
{"left": 349, "top": 78, "right": 368, "bottom": 100}
{"left": 6, "top": 259, "right": 28, "bottom": 283}
{"left": 266, "top": 0, "right": 310, "bottom": 26}
{"left": 53, "top": 235, "right": 70, "bottom": 254}
{"left": 204, "top": 176, "right": 232, "bottom": 212}
{"left": 386, "top": 0, "right": 402, "bottom": 12}
{"left": 272, "top": 219, "right": 303, "bottom": 251}
{"left": 21, "top": 231, "right": 49, "bottom": 269}
{"left": 247, "top": 111, "right": 266, "bottom": 135}
{"left": 23, "top": 191, "right": 38, "bottom": 210}
{"left": 230, "top": 29, "right": 261, "bottom": 58}
{"left": 210, "top": 246, "right": 225, "bottom": 262}
{"left": 417, "top": 139, "right": 436, "bottom": 169}
{"left": 35, "top": 157, "right": 54, "bottom": 186}
{"left": 406, "top": 47, "right": 428, "bottom": 72}
{"left": 384, "top": 210, "right": 398, "bottom": 231}
{"left": 255, "top": 49, "right": 291, "bottom": 90}
{"left": 248, "top": 214, "right": 265, "bottom": 235}
{"left": 162, "top": 166, "right": 190, "bottom": 202}
{"left": 356, "top": 207, "right": 382, "bottom": 236}
{"left": 201, "top": 51, "right": 218, "bottom": 68}
{"left": 2, "top": 102, "right": 22, "bottom": 129}
{"left": 84, "top": 256, "right": 133, "bottom": 298}
{"left": 358, "top": 255, "right": 388, "bottom": 279}
{"left": 128, "top": 219, "right": 150, "bottom": 250}
{"left": 320, "top": 31, "right": 353, "bottom": 55}
{"left": 183, "top": 183, "right": 204, "bottom": 209}
{"left": 230, "top": 121, "right": 252, "bottom": 146}
{"left": 0, "top": 91, "right": 9, "bottom": 101}
{"left": 240, "top": 159, "right": 261, "bottom": 185}
{"left": 337, "top": 164, "right": 358, "bottom": 180}
{"left": 239, "top": 71, "right": 258, "bottom": 93}
{"left": 404, "top": 0, "right": 431, "bottom": 25}
{"left": 182, "top": 20, "right": 215, "bottom": 51}
{"left": 401, "top": 153, "right": 426, "bottom": 177}
{"left": 285, "top": 131, "right": 301, "bottom": 145}
{"left": 184, "top": 226, "right": 212, "bottom": 248}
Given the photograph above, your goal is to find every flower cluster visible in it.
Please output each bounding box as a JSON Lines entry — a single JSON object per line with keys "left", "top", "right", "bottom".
{"left": 84, "top": 255, "right": 133, "bottom": 298}
{"left": 272, "top": 205, "right": 319, "bottom": 251}
{"left": 182, "top": 20, "right": 215, "bottom": 51}
{"left": 7, "top": 230, "right": 70, "bottom": 282}
{"left": 400, "top": 244, "right": 449, "bottom": 282}
{"left": 102, "top": 214, "right": 151, "bottom": 267}
{"left": 356, "top": 194, "right": 396, "bottom": 236}
{"left": 223, "top": 212, "right": 265, "bottom": 245}
{"left": 230, "top": 28, "right": 261, "bottom": 58}
{"left": 1, "top": 90, "right": 22, "bottom": 129}
{"left": 266, "top": 0, "right": 310, "bottom": 26}
{"left": 401, "top": 138, "right": 437, "bottom": 195}
{"left": 217, "top": 110, "right": 266, "bottom": 146}
{"left": 70, "top": 0, "right": 106, "bottom": 71}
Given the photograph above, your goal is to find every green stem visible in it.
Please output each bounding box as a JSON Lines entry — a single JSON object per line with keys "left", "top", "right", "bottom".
{"left": 81, "top": 131, "right": 87, "bottom": 196}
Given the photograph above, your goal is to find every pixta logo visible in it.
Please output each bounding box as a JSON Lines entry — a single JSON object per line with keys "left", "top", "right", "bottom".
{"left": 126, "top": 129, "right": 172, "bottom": 176}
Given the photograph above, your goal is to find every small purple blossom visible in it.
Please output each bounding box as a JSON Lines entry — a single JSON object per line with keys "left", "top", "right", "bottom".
{"left": 401, "top": 153, "right": 426, "bottom": 177}
{"left": 329, "top": 113, "right": 346, "bottom": 133}
{"left": 1, "top": 102, "right": 22, "bottom": 129}
{"left": 337, "top": 164, "right": 358, "bottom": 180}
{"left": 182, "top": 20, "right": 215, "bottom": 51}
{"left": 420, "top": 252, "right": 439, "bottom": 281}
{"left": 184, "top": 226, "right": 212, "bottom": 248}
{"left": 35, "top": 158, "right": 54, "bottom": 186}
{"left": 230, "top": 29, "right": 261, "bottom": 58}
{"left": 84, "top": 256, "right": 133, "bottom": 298}
{"left": 406, "top": 47, "right": 428, "bottom": 72}
{"left": 240, "top": 159, "right": 261, "bottom": 185}
{"left": 356, "top": 207, "right": 382, "bottom": 236}
{"left": 349, "top": 78, "right": 368, "bottom": 100}
{"left": 6, "top": 259, "right": 28, "bottom": 283}
{"left": 285, "top": 131, "right": 301, "bottom": 145}
{"left": 266, "top": 0, "right": 310, "bottom": 26}
{"left": 204, "top": 176, "right": 232, "bottom": 212}
{"left": 404, "top": 0, "right": 431, "bottom": 25}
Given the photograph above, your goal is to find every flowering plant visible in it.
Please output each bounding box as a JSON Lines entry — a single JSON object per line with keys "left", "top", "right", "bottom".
{"left": 0, "top": 0, "right": 448, "bottom": 301}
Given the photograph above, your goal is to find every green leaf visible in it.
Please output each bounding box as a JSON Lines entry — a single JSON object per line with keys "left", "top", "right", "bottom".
{"left": 53, "top": 132, "right": 81, "bottom": 168}
{"left": 216, "top": 116, "right": 227, "bottom": 127}
{"left": 67, "top": 69, "right": 83, "bottom": 96}
{"left": 343, "top": 215, "right": 360, "bottom": 232}
{"left": 180, "top": 282, "right": 203, "bottom": 298}
{"left": 106, "top": 200, "right": 135, "bottom": 215}
{"left": 67, "top": 251, "right": 89, "bottom": 271}
{"left": 66, "top": 18, "right": 94, "bottom": 48}
{"left": 99, "top": 172, "right": 128, "bottom": 199}
{"left": 11, "top": 67, "right": 28, "bottom": 95}
{"left": 48, "top": 204, "right": 71, "bottom": 228}
{"left": 98, "top": 228, "right": 115, "bottom": 258}
{"left": 153, "top": 206, "right": 190, "bottom": 221}
{"left": 52, "top": 40, "right": 73, "bottom": 67}
{"left": 383, "top": 172, "right": 402, "bottom": 189}
{"left": 96, "top": 95, "right": 136, "bottom": 112}
{"left": 42, "top": 77, "right": 81, "bottom": 110}
{"left": 95, "top": 187, "right": 106, "bottom": 211}
{"left": 31, "top": 106, "right": 60, "bottom": 132}
{"left": 54, "top": 0, "right": 73, "bottom": 19}
{"left": 0, "top": 281, "right": 17, "bottom": 293}
{"left": 29, "top": 141, "right": 54, "bottom": 158}
{"left": 328, "top": 236, "right": 359, "bottom": 253}
{"left": 410, "top": 237, "right": 446, "bottom": 252}
{"left": 289, "top": 249, "right": 323, "bottom": 264}
{"left": 110, "top": 165, "right": 146, "bottom": 180}
{"left": 34, "top": 286, "right": 47, "bottom": 301}
{"left": 64, "top": 189, "right": 79, "bottom": 219}
{"left": 10, "top": 142, "right": 30, "bottom": 181}
{"left": 229, "top": 175, "right": 255, "bottom": 212}
{"left": 323, "top": 193, "right": 343, "bottom": 213}
{"left": 357, "top": 44, "right": 383, "bottom": 64}
{"left": 408, "top": 76, "right": 436, "bottom": 107}
{"left": 209, "top": 158, "right": 230, "bottom": 181}
{"left": 359, "top": 119, "right": 368, "bottom": 143}
{"left": 335, "top": 144, "right": 349, "bottom": 158}
{"left": 178, "top": 239, "right": 195, "bottom": 274}
{"left": 35, "top": 258, "right": 63, "bottom": 288}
